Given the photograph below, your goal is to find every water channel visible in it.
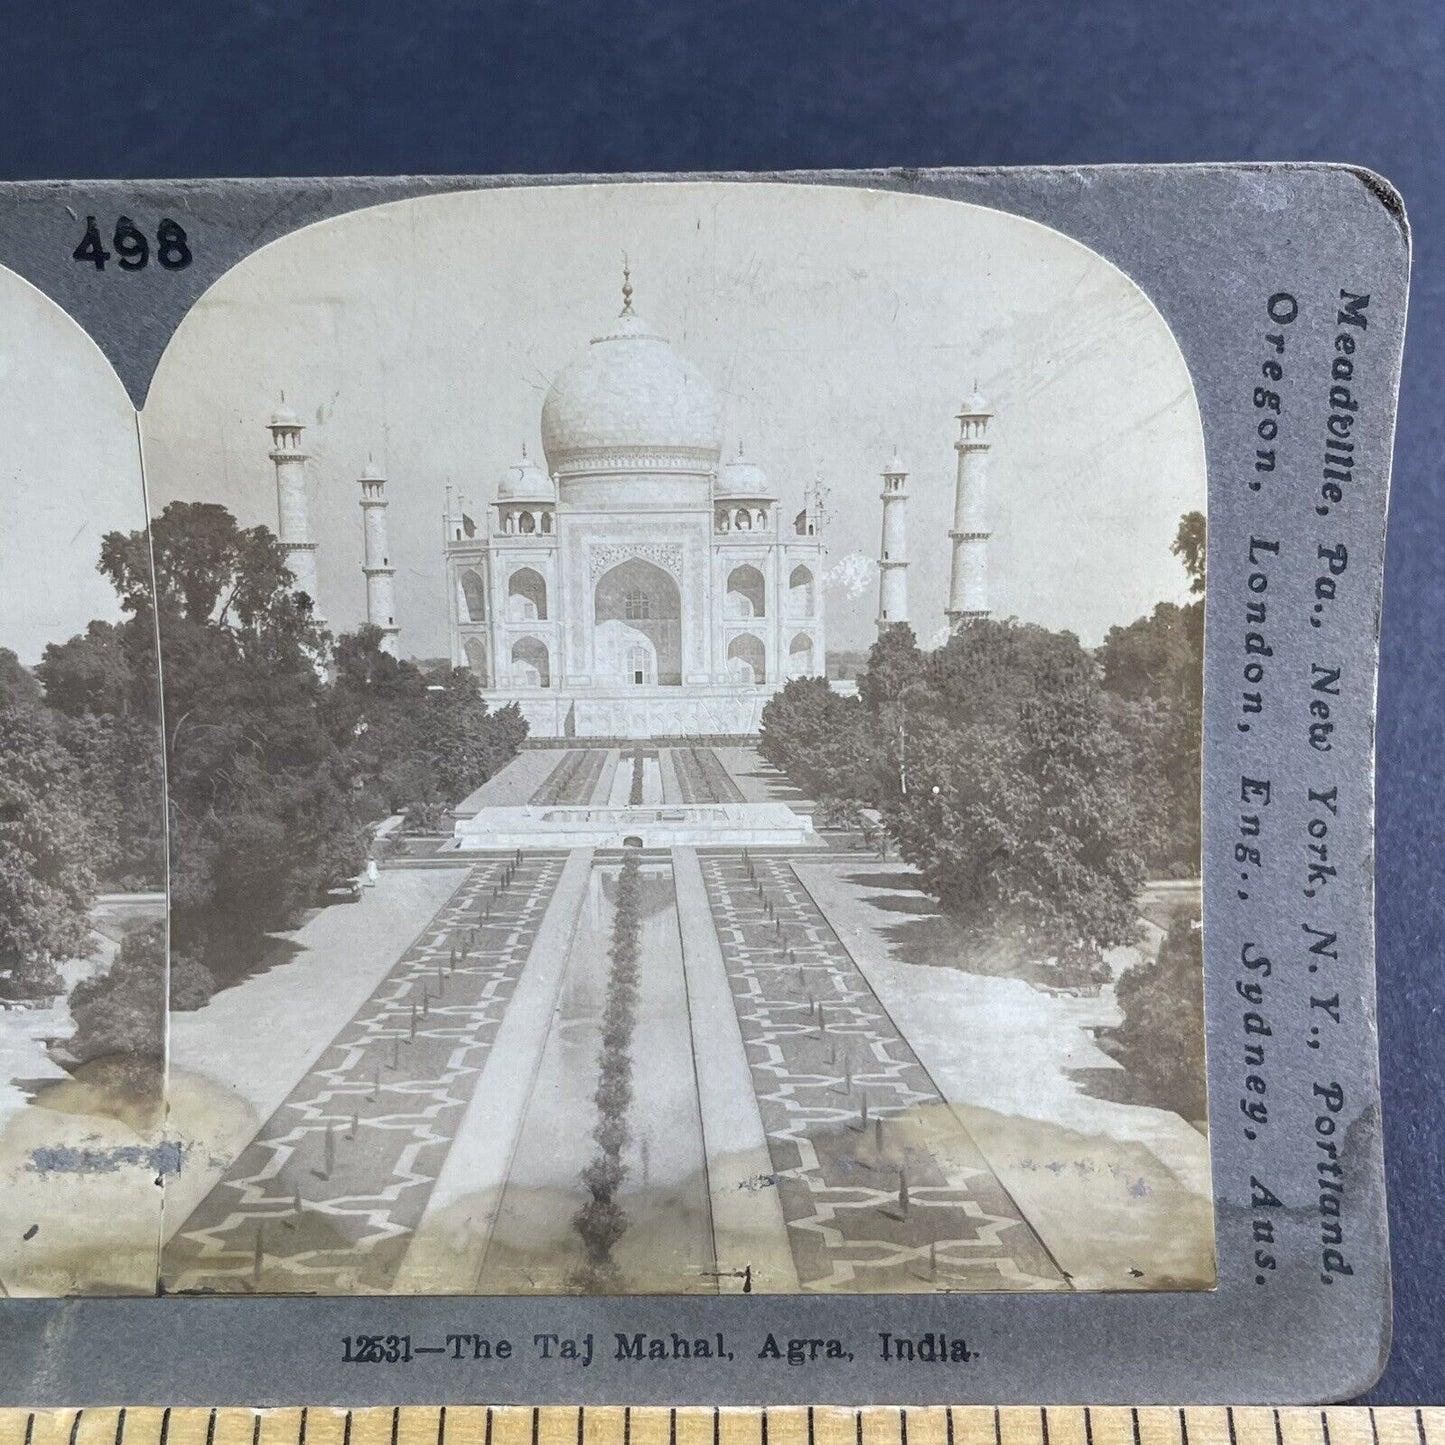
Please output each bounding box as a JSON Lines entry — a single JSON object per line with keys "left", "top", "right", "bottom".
{"left": 475, "top": 855, "right": 715, "bottom": 1292}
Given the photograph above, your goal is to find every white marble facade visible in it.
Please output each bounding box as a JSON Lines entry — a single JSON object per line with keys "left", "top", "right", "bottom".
{"left": 445, "top": 276, "right": 827, "bottom": 738}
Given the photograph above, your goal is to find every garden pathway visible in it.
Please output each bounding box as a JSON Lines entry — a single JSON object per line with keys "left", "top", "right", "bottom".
{"left": 699, "top": 852, "right": 1069, "bottom": 1293}
{"left": 162, "top": 852, "right": 566, "bottom": 1294}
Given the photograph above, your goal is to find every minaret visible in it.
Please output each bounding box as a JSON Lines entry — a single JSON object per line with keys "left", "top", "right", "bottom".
{"left": 947, "top": 387, "right": 993, "bottom": 629}
{"left": 267, "top": 403, "right": 324, "bottom": 622}
{"left": 876, "top": 449, "right": 909, "bottom": 632}
{"left": 359, "top": 460, "right": 400, "bottom": 656}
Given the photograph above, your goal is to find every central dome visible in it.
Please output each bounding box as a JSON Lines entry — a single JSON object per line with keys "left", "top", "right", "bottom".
{"left": 540, "top": 291, "right": 722, "bottom": 490}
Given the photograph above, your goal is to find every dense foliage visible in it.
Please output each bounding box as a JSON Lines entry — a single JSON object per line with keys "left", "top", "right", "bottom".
{"left": 0, "top": 501, "right": 525, "bottom": 1027}
{"left": 882, "top": 619, "right": 1148, "bottom": 968}
{"left": 759, "top": 512, "right": 1206, "bottom": 1112}
{"left": 1095, "top": 515, "right": 1205, "bottom": 877}
{"left": 0, "top": 707, "right": 96, "bottom": 998}
{"left": 67, "top": 920, "right": 213, "bottom": 1090}
{"left": 1110, "top": 910, "right": 1208, "bottom": 1120}
{"left": 330, "top": 626, "right": 527, "bottom": 834}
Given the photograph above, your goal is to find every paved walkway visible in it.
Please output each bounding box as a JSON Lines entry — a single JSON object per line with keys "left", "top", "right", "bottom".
{"left": 712, "top": 746, "right": 813, "bottom": 810}
{"left": 163, "top": 854, "right": 566, "bottom": 1294}
{"left": 453, "top": 750, "right": 560, "bottom": 813}
{"left": 698, "top": 852, "right": 1068, "bottom": 1293}
{"left": 796, "top": 860, "right": 1215, "bottom": 1290}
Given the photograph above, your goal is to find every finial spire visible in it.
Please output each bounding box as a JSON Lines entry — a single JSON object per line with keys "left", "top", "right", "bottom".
{"left": 521, "top": 440, "right": 528, "bottom": 459}
{"left": 621, "top": 254, "right": 633, "bottom": 316}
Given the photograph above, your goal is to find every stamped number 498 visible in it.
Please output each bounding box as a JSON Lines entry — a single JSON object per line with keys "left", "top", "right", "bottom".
{"left": 73, "top": 215, "right": 191, "bottom": 272}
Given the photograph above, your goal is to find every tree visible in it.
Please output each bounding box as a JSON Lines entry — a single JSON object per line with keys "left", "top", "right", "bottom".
{"left": 67, "top": 921, "right": 213, "bottom": 1099}
{"left": 760, "top": 676, "right": 882, "bottom": 803}
{"left": 0, "top": 708, "right": 94, "bottom": 998}
{"left": 1110, "top": 909, "right": 1207, "bottom": 1119}
{"left": 329, "top": 627, "right": 528, "bottom": 825}
{"left": 99, "top": 503, "right": 364, "bottom": 975}
{"left": 33, "top": 618, "right": 166, "bottom": 890}
{"left": 1097, "top": 511, "right": 1205, "bottom": 877}
{"left": 101, "top": 500, "right": 299, "bottom": 629}
{"left": 878, "top": 620, "right": 1146, "bottom": 969}
{"left": 1172, "top": 510, "right": 1206, "bottom": 595}
{"left": 36, "top": 622, "right": 144, "bottom": 718}
{"left": 857, "top": 624, "right": 927, "bottom": 799}
{"left": 0, "top": 648, "right": 40, "bottom": 712}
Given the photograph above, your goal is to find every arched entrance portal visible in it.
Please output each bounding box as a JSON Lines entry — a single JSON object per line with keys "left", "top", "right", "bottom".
{"left": 725, "top": 564, "right": 765, "bottom": 618}
{"left": 460, "top": 568, "right": 487, "bottom": 623}
{"left": 463, "top": 636, "right": 489, "bottom": 684}
{"left": 508, "top": 566, "right": 547, "bottom": 621}
{"left": 727, "top": 633, "right": 766, "bottom": 685}
{"left": 511, "top": 636, "right": 550, "bottom": 688}
{"left": 594, "top": 557, "right": 682, "bottom": 686}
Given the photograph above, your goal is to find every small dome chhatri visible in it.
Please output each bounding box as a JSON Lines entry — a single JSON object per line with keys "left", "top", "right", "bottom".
{"left": 497, "top": 442, "right": 555, "bottom": 501}
{"left": 540, "top": 267, "right": 722, "bottom": 487}
{"left": 960, "top": 381, "right": 991, "bottom": 416}
{"left": 716, "top": 443, "right": 774, "bottom": 499}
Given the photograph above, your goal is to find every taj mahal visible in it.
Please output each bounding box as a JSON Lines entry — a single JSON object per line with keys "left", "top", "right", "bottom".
{"left": 263, "top": 270, "right": 994, "bottom": 739}
{"left": 155, "top": 268, "right": 1222, "bottom": 1306}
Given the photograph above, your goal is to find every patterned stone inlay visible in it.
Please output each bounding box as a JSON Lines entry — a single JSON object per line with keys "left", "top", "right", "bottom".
{"left": 163, "top": 854, "right": 566, "bottom": 1294}
{"left": 699, "top": 853, "right": 1067, "bottom": 1294}
{"left": 588, "top": 541, "right": 685, "bottom": 580}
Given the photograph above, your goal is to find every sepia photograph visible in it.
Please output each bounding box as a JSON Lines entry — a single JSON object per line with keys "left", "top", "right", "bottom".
{"left": 0, "top": 268, "right": 168, "bottom": 1295}
{"left": 134, "top": 182, "right": 1214, "bottom": 1297}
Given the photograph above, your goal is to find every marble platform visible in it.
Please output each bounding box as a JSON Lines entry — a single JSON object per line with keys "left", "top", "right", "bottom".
{"left": 453, "top": 801, "right": 814, "bottom": 850}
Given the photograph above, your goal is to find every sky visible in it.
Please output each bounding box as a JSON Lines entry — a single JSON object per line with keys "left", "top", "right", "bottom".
{"left": 5, "top": 182, "right": 1206, "bottom": 665}
{"left": 0, "top": 270, "right": 145, "bottom": 665}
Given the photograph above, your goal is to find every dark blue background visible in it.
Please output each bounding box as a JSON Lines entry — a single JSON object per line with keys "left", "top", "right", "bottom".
{"left": 2, "top": 0, "right": 1439, "bottom": 1404}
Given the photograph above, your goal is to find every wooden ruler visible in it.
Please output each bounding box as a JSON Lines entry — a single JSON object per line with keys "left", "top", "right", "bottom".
{"left": 0, "top": 1408, "right": 1439, "bottom": 1445}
